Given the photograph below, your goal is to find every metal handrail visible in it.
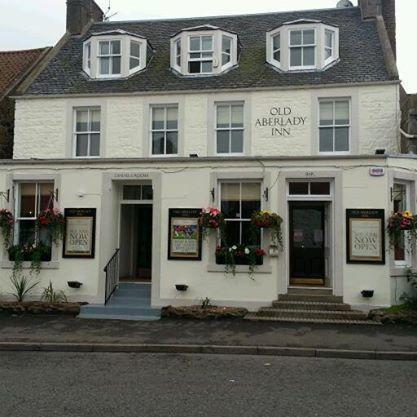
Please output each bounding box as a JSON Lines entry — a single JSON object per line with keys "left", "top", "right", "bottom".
{"left": 104, "top": 248, "right": 120, "bottom": 305}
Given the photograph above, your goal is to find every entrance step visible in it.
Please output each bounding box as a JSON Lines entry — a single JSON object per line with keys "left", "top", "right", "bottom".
{"left": 245, "top": 289, "right": 380, "bottom": 325}
{"left": 78, "top": 283, "right": 160, "bottom": 321}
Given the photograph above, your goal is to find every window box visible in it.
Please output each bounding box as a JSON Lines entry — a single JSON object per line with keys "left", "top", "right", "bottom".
{"left": 215, "top": 253, "right": 263, "bottom": 266}
{"left": 8, "top": 245, "right": 52, "bottom": 263}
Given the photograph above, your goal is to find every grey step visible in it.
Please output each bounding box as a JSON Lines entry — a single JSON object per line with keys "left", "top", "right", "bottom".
{"left": 272, "top": 300, "right": 351, "bottom": 311}
{"left": 107, "top": 297, "right": 151, "bottom": 306}
{"left": 279, "top": 294, "right": 344, "bottom": 303}
{"left": 80, "top": 305, "right": 160, "bottom": 317}
{"left": 256, "top": 308, "right": 368, "bottom": 321}
{"left": 288, "top": 288, "right": 333, "bottom": 296}
{"left": 244, "top": 314, "right": 380, "bottom": 326}
{"left": 78, "top": 313, "right": 160, "bottom": 321}
{"left": 118, "top": 283, "right": 151, "bottom": 290}
{"left": 113, "top": 289, "right": 151, "bottom": 297}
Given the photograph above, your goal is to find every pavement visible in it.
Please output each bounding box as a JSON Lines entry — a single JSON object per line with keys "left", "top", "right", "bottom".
{"left": 0, "top": 315, "right": 417, "bottom": 360}
{"left": 1, "top": 351, "right": 417, "bottom": 417}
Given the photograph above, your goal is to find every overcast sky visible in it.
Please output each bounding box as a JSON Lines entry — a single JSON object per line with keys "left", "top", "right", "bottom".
{"left": 0, "top": 0, "right": 415, "bottom": 92}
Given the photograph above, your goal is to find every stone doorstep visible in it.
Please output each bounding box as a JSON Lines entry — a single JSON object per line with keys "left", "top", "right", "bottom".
{"left": 244, "top": 314, "right": 381, "bottom": 325}
{"left": 272, "top": 301, "right": 352, "bottom": 311}
{"left": 257, "top": 308, "right": 368, "bottom": 320}
{"left": 278, "top": 294, "right": 344, "bottom": 303}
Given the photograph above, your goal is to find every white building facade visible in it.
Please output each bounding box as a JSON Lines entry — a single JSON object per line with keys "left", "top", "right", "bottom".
{"left": 1, "top": 0, "right": 415, "bottom": 313}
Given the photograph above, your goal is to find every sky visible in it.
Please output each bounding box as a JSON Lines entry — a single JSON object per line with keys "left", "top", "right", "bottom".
{"left": 0, "top": 0, "right": 415, "bottom": 93}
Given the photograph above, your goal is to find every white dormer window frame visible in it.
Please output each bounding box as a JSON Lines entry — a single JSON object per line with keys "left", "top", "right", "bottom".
{"left": 266, "top": 22, "right": 339, "bottom": 72}
{"left": 171, "top": 29, "right": 238, "bottom": 77}
{"left": 83, "top": 34, "right": 148, "bottom": 80}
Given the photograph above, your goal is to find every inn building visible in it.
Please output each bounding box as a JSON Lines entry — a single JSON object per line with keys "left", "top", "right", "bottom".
{"left": 1, "top": 0, "right": 416, "bottom": 320}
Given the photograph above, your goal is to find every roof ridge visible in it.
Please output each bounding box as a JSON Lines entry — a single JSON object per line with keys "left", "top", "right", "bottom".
{"left": 91, "top": 6, "right": 360, "bottom": 26}
{"left": 0, "top": 47, "right": 51, "bottom": 55}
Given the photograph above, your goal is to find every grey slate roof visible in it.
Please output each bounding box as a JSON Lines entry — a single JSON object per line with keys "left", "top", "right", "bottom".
{"left": 24, "top": 7, "right": 393, "bottom": 96}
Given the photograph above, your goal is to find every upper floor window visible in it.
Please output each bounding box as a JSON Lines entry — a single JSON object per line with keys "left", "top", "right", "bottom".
{"left": 151, "top": 105, "right": 179, "bottom": 156}
{"left": 74, "top": 108, "right": 101, "bottom": 158}
{"left": 171, "top": 26, "right": 238, "bottom": 76}
{"left": 267, "top": 21, "right": 339, "bottom": 72}
{"left": 216, "top": 103, "right": 244, "bottom": 155}
{"left": 319, "top": 99, "right": 350, "bottom": 154}
{"left": 83, "top": 31, "right": 148, "bottom": 79}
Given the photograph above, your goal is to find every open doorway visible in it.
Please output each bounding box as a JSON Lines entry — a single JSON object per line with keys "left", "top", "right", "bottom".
{"left": 119, "top": 204, "right": 153, "bottom": 282}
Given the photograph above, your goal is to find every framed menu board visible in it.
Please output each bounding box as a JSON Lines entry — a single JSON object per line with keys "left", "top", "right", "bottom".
{"left": 63, "top": 208, "right": 96, "bottom": 258}
{"left": 168, "top": 208, "right": 202, "bottom": 260}
{"left": 346, "top": 209, "right": 385, "bottom": 264}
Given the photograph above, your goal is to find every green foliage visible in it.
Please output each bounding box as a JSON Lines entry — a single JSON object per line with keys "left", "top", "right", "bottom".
{"left": 9, "top": 274, "right": 39, "bottom": 302}
{"left": 41, "top": 282, "right": 67, "bottom": 304}
{"left": 201, "top": 297, "right": 212, "bottom": 309}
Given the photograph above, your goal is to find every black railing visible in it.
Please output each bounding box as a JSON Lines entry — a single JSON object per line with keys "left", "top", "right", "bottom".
{"left": 104, "top": 248, "right": 120, "bottom": 305}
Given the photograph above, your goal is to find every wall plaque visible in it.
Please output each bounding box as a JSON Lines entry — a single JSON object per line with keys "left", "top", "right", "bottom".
{"left": 346, "top": 209, "right": 385, "bottom": 264}
{"left": 168, "top": 209, "right": 202, "bottom": 261}
{"left": 63, "top": 208, "right": 96, "bottom": 258}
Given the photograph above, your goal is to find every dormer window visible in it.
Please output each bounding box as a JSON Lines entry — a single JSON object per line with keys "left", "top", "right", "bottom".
{"left": 83, "top": 30, "right": 149, "bottom": 80}
{"left": 267, "top": 20, "right": 339, "bottom": 72}
{"left": 171, "top": 25, "right": 238, "bottom": 76}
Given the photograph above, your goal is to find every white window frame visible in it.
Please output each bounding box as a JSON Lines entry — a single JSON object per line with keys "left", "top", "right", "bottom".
{"left": 13, "top": 181, "right": 55, "bottom": 248}
{"left": 289, "top": 28, "right": 317, "bottom": 70}
{"left": 84, "top": 42, "right": 91, "bottom": 75}
{"left": 83, "top": 34, "right": 147, "bottom": 79}
{"left": 73, "top": 107, "right": 101, "bottom": 158}
{"left": 175, "top": 38, "right": 181, "bottom": 69}
{"left": 150, "top": 104, "right": 179, "bottom": 157}
{"left": 215, "top": 102, "right": 245, "bottom": 156}
{"left": 272, "top": 33, "right": 281, "bottom": 67}
{"left": 97, "top": 39, "right": 122, "bottom": 78}
{"left": 187, "top": 34, "right": 214, "bottom": 75}
{"left": 129, "top": 40, "right": 141, "bottom": 74}
{"left": 287, "top": 179, "right": 333, "bottom": 199}
{"left": 318, "top": 98, "right": 351, "bottom": 155}
{"left": 324, "top": 29, "right": 336, "bottom": 66}
{"left": 393, "top": 181, "right": 412, "bottom": 267}
{"left": 170, "top": 30, "right": 237, "bottom": 76}
{"left": 218, "top": 180, "right": 263, "bottom": 247}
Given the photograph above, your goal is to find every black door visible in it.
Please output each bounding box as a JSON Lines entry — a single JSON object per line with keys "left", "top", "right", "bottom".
{"left": 290, "top": 203, "right": 325, "bottom": 283}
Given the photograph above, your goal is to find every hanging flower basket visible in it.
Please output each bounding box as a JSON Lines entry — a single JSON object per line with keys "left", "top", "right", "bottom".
{"left": 387, "top": 211, "right": 417, "bottom": 249}
{"left": 198, "top": 207, "right": 225, "bottom": 236}
{"left": 37, "top": 208, "right": 65, "bottom": 245}
{"left": 251, "top": 210, "right": 283, "bottom": 249}
{"left": 0, "top": 209, "right": 14, "bottom": 248}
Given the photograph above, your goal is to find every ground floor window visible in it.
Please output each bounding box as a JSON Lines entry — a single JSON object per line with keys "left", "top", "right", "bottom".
{"left": 12, "top": 182, "right": 54, "bottom": 261}
{"left": 393, "top": 182, "right": 411, "bottom": 265}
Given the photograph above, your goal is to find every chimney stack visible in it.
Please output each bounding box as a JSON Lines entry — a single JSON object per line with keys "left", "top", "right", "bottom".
{"left": 66, "top": 0, "right": 104, "bottom": 35}
{"left": 359, "top": 0, "right": 396, "bottom": 57}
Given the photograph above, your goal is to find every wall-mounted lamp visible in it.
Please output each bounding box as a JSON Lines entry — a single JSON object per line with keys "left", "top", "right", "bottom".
{"left": 375, "top": 149, "right": 386, "bottom": 155}
{"left": 263, "top": 187, "right": 269, "bottom": 202}
{"left": 0, "top": 189, "right": 10, "bottom": 203}
{"left": 189, "top": 153, "right": 199, "bottom": 158}
{"left": 210, "top": 188, "right": 215, "bottom": 202}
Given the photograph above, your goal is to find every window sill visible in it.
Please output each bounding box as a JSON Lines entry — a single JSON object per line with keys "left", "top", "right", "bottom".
{"left": 1, "top": 261, "right": 59, "bottom": 270}
{"left": 207, "top": 263, "right": 272, "bottom": 274}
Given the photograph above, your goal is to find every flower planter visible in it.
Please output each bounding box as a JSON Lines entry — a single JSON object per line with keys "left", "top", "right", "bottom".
{"left": 8, "top": 246, "right": 52, "bottom": 263}
{"left": 215, "top": 254, "right": 264, "bottom": 266}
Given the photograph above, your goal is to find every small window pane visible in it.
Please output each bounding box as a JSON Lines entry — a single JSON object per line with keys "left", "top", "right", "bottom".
{"left": 99, "top": 41, "right": 109, "bottom": 55}
{"left": 112, "top": 57, "right": 121, "bottom": 74}
{"left": 221, "top": 183, "right": 240, "bottom": 218}
{"left": 189, "top": 61, "right": 201, "bottom": 73}
{"left": 393, "top": 183, "right": 407, "bottom": 212}
{"left": 303, "top": 30, "right": 315, "bottom": 45}
{"left": 335, "top": 101, "right": 350, "bottom": 125}
{"left": 273, "top": 50, "right": 281, "bottom": 62}
{"left": 18, "top": 220, "right": 36, "bottom": 246}
{"left": 289, "top": 182, "right": 309, "bottom": 195}
{"left": 325, "top": 30, "right": 333, "bottom": 48}
{"left": 99, "top": 57, "right": 110, "bottom": 75}
{"left": 142, "top": 185, "right": 153, "bottom": 200}
{"left": 241, "top": 183, "right": 261, "bottom": 218}
{"left": 223, "top": 221, "right": 240, "bottom": 247}
{"left": 217, "top": 106, "right": 230, "bottom": 128}
{"left": 201, "top": 61, "right": 213, "bottom": 73}
{"left": 152, "top": 108, "right": 165, "bottom": 130}
{"left": 166, "top": 107, "right": 178, "bottom": 130}
{"left": 290, "top": 48, "right": 302, "bottom": 67}
{"left": 39, "top": 183, "right": 54, "bottom": 211}
{"left": 222, "top": 53, "right": 230, "bottom": 66}
{"left": 217, "top": 131, "right": 230, "bottom": 154}
{"left": 19, "top": 183, "right": 36, "bottom": 217}
{"left": 222, "top": 36, "right": 231, "bottom": 54}
{"left": 130, "top": 57, "right": 140, "bottom": 69}
{"left": 231, "top": 130, "right": 244, "bottom": 153}
{"left": 273, "top": 34, "right": 280, "bottom": 50}
{"left": 201, "top": 36, "right": 213, "bottom": 51}
{"left": 290, "top": 31, "right": 302, "bottom": 46}
{"left": 311, "top": 182, "right": 331, "bottom": 195}
{"left": 111, "top": 40, "right": 121, "bottom": 55}
{"left": 90, "top": 134, "right": 100, "bottom": 156}
{"left": 76, "top": 110, "right": 89, "bottom": 132}
{"left": 242, "top": 222, "right": 261, "bottom": 247}
{"left": 231, "top": 105, "right": 243, "bottom": 128}
{"left": 325, "top": 48, "right": 332, "bottom": 60}
{"left": 76, "top": 134, "right": 89, "bottom": 156}
{"left": 123, "top": 186, "right": 142, "bottom": 200}
{"left": 131, "top": 41, "right": 140, "bottom": 58}
{"left": 303, "top": 47, "right": 315, "bottom": 66}
{"left": 319, "top": 128, "right": 333, "bottom": 152}
{"left": 190, "top": 37, "right": 200, "bottom": 51}
{"left": 334, "top": 127, "right": 349, "bottom": 152}
{"left": 90, "top": 110, "right": 101, "bottom": 131}
{"left": 152, "top": 132, "right": 165, "bottom": 155}
{"left": 320, "top": 102, "right": 333, "bottom": 125}
{"left": 166, "top": 132, "right": 178, "bottom": 154}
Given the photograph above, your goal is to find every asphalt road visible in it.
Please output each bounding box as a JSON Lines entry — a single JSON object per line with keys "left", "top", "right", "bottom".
{"left": 0, "top": 352, "right": 416, "bottom": 417}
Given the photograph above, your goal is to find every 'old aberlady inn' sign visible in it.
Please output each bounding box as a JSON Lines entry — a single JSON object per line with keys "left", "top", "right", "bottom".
{"left": 255, "top": 106, "right": 307, "bottom": 137}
